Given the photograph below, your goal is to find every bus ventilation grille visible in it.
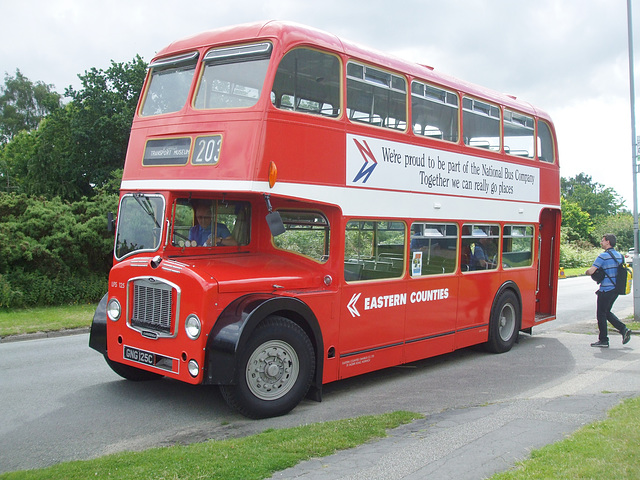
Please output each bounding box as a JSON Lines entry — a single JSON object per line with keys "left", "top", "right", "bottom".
{"left": 131, "top": 281, "right": 173, "bottom": 334}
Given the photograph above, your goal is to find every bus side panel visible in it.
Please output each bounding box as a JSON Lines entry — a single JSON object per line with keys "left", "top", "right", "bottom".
{"left": 455, "top": 271, "right": 502, "bottom": 349}
{"left": 403, "top": 275, "right": 458, "bottom": 364}
{"left": 337, "top": 281, "right": 406, "bottom": 380}
{"left": 295, "top": 292, "right": 340, "bottom": 385}
{"left": 261, "top": 112, "right": 346, "bottom": 188}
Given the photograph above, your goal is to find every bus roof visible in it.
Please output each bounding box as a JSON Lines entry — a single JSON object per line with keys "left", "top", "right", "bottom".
{"left": 153, "top": 20, "right": 550, "bottom": 120}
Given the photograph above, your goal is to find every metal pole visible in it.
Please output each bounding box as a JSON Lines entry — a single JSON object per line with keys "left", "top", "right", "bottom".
{"left": 627, "top": 0, "right": 640, "bottom": 322}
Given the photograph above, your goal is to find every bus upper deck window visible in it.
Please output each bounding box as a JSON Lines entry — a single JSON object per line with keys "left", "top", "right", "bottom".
{"left": 194, "top": 42, "right": 272, "bottom": 110}
{"left": 537, "top": 120, "right": 556, "bottom": 163}
{"left": 140, "top": 52, "right": 199, "bottom": 117}
{"left": 272, "top": 48, "right": 341, "bottom": 117}
{"left": 504, "top": 110, "right": 534, "bottom": 159}
{"left": 462, "top": 97, "right": 501, "bottom": 151}
{"left": 411, "top": 81, "right": 459, "bottom": 142}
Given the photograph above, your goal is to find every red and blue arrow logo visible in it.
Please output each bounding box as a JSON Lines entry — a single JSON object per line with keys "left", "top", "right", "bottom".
{"left": 352, "top": 138, "right": 378, "bottom": 183}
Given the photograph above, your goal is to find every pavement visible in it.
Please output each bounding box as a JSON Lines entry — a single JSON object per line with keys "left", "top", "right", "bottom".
{"left": 268, "top": 320, "right": 640, "bottom": 480}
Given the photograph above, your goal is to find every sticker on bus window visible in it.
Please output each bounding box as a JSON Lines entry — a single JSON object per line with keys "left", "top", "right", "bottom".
{"left": 412, "top": 251, "right": 423, "bottom": 276}
{"left": 143, "top": 138, "right": 192, "bottom": 166}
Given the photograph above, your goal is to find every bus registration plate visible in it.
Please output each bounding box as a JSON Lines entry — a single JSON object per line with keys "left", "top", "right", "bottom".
{"left": 123, "top": 345, "right": 155, "bottom": 366}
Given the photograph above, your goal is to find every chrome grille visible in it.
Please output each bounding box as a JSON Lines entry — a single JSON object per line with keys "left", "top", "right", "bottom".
{"left": 131, "top": 279, "right": 173, "bottom": 334}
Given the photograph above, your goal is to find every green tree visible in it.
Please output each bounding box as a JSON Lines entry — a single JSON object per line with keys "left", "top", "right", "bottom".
{"left": 561, "top": 173, "right": 625, "bottom": 218}
{"left": 592, "top": 213, "right": 634, "bottom": 252}
{"left": 0, "top": 69, "right": 61, "bottom": 144}
{"left": 0, "top": 129, "right": 37, "bottom": 193}
{"left": 0, "top": 70, "right": 62, "bottom": 192}
{"left": 560, "top": 196, "right": 594, "bottom": 242}
{"left": 64, "top": 55, "right": 147, "bottom": 193}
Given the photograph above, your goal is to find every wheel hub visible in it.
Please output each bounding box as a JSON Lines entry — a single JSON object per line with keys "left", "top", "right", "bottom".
{"left": 246, "top": 340, "right": 300, "bottom": 400}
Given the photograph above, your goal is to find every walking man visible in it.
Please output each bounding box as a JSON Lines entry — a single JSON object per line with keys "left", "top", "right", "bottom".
{"left": 585, "top": 234, "right": 632, "bottom": 348}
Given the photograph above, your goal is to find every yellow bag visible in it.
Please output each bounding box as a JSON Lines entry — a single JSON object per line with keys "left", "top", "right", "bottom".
{"left": 623, "top": 265, "right": 633, "bottom": 295}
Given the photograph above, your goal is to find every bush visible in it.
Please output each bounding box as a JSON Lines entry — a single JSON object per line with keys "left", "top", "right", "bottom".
{"left": 0, "top": 191, "right": 117, "bottom": 308}
{"left": 0, "top": 271, "right": 107, "bottom": 308}
{"left": 560, "top": 241, "right": 599, "bottom": 269}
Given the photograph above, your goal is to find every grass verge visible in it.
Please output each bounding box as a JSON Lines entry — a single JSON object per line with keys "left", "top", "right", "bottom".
{"left": 490, "top": 396, "right": 640, "bottom": 479}
{"left": 0, "top": 411, "right": 421, "bottom": 480}
{"left": 0, "top": 303, "right": 96, "bottom": 337}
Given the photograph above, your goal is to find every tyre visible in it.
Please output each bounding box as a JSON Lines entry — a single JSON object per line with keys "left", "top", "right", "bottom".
{"left": 486, "top": 290, "right": 520, "bottom": 353}
{"left": 104, "top": 354, "right": 164, "bottom": 381}
{"left": 220, "top": 316, "right": 315, "bottom": 419}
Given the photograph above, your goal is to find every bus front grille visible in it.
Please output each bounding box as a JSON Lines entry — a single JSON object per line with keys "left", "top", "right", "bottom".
{"left": 131, "top": 280, "right": 173, "bottom": 334}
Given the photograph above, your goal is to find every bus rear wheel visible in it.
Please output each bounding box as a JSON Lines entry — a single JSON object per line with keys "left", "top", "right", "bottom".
{"left": 486, "top": 290, "right": 520, "bottom": 353}
{"left": 220, "top": 316, "right": 315, "bottom": 419}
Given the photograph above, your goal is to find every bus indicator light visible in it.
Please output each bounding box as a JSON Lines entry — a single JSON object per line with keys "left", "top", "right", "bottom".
{"left": 269, "top": 161, "right": 278, "bottom": 188}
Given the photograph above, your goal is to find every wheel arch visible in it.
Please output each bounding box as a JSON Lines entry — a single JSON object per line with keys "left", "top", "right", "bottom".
{"left": 204, "top": 294, "right": 324, "bottom": 400}
{"left": 491, "top": 280, "right": 522, "bottom": 325}
{"left": 89, "top": 293, "right": 109, "bottom": 354}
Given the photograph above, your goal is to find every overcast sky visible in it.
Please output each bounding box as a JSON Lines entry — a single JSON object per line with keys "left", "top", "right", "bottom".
{"left": 2, "top": 0, "right": 638, "bottom": 207}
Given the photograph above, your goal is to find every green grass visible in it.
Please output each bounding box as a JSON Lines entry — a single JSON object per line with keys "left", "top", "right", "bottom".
{"left": 0, "top": 411, "right": 421, "bottom": 480}
{"left": 3, "top": 398, "right": 640, "bottom": 479}
{"left": 490, "top": 396, "right": 640, "bottom": 479}
{"left": 0, "top": 303, "right": 96, "bottom": 337}
{"left": 559, "top": 267, "right": 586, "bottom": 278}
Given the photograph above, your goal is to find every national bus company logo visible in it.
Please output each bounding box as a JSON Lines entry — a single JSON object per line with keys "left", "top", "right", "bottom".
{"left": 351, "top": 138, "right": 378, "bottom": 184}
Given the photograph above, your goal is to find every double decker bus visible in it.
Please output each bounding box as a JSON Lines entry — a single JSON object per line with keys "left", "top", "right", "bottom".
{"left": 89, "top": 21, "right": 561, "bottom": 418}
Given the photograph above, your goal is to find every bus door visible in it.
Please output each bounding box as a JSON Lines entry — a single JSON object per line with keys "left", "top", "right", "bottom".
{"left": 404, "top": 223, "right": 458, "bottom": 363}
{"left": 339, "top": 220, "right": 407, "bottom": 379}
{"left": 456, "top": 224, "right": 503, "bottom": 349}
{"left": 536, "top": 208, "right": 560, "bottom": 318}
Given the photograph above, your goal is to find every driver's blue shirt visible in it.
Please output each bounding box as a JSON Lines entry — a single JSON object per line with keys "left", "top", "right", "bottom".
{"left": 189, "top": 223, "right": 231, "bottom": 246}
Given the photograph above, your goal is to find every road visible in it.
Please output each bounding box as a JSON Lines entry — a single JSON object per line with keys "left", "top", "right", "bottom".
{"left": 544, "top": 274, "right": 633, "bottom": 331}
{"left": 0, "top": 276, "right": 634, "bottom": 474}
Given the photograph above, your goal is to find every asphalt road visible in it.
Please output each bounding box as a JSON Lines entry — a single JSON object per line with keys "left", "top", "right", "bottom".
{"left": 0, "top": 276, "right": 634, "bottom": 474}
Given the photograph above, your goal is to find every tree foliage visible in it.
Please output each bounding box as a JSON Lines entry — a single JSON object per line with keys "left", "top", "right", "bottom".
{"left": 560, "top": 197, "right": 594, "bottom": 242}
{"left": 0, "top": 57, "right": 146, "bottom": 200}
{"left": 592, "top": 213, "right": 634, "bottom": 252}
{"left": 0, "top": 69, "right": 62, "bottom": 144}
{"left": 64, "top": 55, "right": 147, "bottom": 195}
{"left": 0, "top": 190, "right": 118, "bottom": 308}
{"left": 561, "top": 173, "right": 625, "bottom": 218}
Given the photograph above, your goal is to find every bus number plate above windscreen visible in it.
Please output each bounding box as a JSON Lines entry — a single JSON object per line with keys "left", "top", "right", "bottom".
{"left": 192, "top": 135, "right": 222, "bottom": 165}
{"left": 143, "top": 135, "right": 222, "bottom": 166}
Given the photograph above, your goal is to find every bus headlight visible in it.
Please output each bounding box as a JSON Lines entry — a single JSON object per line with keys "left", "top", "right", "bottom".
{"left": 107, "top": 299, "right": 121, "bottom": 321}
{"left": 188, "top": 360, "right": 200, "bottom": 377}
{"left": 185, "top": 314, "right": 201, "bottom": 340}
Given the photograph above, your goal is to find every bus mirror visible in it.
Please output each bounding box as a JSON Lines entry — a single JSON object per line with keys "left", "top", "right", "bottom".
{"left": 266, "top": 211, "right": 285, "bottom": 236}
{"left": 107, "top": 212, "right": 115, "bottom": 233}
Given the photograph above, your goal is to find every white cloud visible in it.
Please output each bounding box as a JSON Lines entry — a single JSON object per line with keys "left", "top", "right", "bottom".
{"left": 2, "top": 0, "right": 640, "bottom": 205}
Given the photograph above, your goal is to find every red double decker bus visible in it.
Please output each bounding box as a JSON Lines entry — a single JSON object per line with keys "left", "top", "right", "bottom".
{"left": 89, "top": 21, "right": 561, "bottom": 418}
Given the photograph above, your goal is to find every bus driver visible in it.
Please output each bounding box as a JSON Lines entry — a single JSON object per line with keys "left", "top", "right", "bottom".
{"left": 190, "top": 203, "right": 236, "bottom": 246}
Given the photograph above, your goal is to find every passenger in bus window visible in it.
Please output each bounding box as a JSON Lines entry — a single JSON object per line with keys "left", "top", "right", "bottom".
{"left": 471, "top": 237, "right": 495, "bottom": 269}
{"left": 190, "top": 203, "right": 235, "bottom": 246}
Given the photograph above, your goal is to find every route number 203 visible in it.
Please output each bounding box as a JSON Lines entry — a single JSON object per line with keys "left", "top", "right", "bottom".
{"left": 192, "top": 135, "right": 222, "bottom": 165}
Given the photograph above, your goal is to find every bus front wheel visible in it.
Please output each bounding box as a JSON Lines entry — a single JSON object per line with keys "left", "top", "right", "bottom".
{"left": 220, "top": 316, "right": 315, "bottom": 419}
{"left": 486, "top": 290, "right": 520, "bottom": 353}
